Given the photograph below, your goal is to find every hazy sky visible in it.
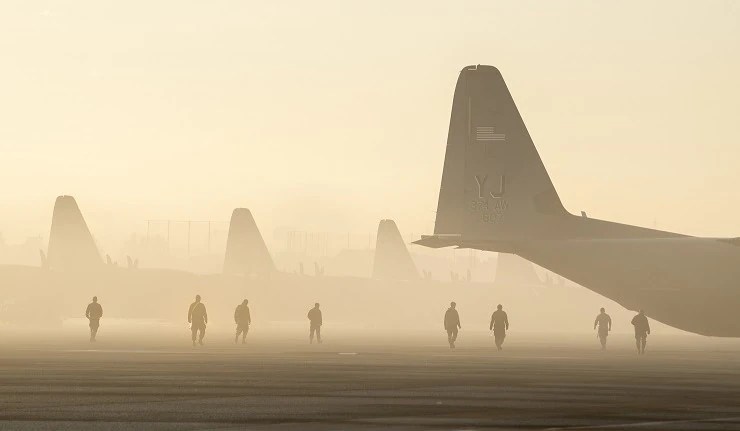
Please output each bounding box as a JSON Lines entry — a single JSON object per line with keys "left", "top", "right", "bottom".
{"left": 1, "top": 1, "right": 739, "bottom": 247}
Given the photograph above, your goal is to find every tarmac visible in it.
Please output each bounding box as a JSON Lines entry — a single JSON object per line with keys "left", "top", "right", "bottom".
{"left": 1, "top": 331, "right": 740, "bottom": 430}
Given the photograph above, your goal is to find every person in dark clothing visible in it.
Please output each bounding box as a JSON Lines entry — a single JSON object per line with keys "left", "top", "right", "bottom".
{"left": 444, "top": 302, "right": 461, "bottom": 349}
{"left": 188, "top": 295, "right": 208, "bottom": 346}
{"left": 594, "top": 307, "right": 612, "bottom": 350}
{"left": 307, "top": 303, "right": 322, "bottom": 344}
{"left": 234, "top": 299, "right": 251, "bottom": 344}
{"left": 85, "top": 296, "right": 103, "bottom": 342}
{"left": 489, "top": 304, "right": 509, "bottom": 351}
{"left": 631, "top": 310, "right": 651, "bottom": 354}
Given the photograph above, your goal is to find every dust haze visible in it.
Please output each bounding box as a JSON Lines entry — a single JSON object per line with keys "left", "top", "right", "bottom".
{"left": 2, "top": 0, "right": 739, "bottom": 339}
{"left": 2, "top": 2, "right": 740, "bottom": 429}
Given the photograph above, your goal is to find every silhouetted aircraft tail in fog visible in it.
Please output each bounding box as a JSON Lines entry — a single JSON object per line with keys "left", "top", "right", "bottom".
{"left": 223, "top": 208, "right": 274, "bottom": 277}
{"left": 48, "top": 196, "right": 101, "bottom": 271}
{"left": 372, "top": 219, "right": 418, "bottom": 281}
{"left": 415, "top": 64, "right": 740, "bottom": 337}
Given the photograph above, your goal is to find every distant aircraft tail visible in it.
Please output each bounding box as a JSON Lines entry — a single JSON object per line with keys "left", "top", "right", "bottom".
{"left": 223, "top": 208, "right": 274, "bottom": 276}
{"left": 372, "top": 219, "right": 418, "bottom": 280}
{"left": 47, "top": 196, "right": 101, "bottom": 270}
{"left": 432, "top": 65, "right": 567, "bottom": 242}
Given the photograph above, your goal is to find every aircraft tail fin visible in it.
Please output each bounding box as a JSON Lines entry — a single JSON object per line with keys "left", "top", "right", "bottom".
{"left": 372, "top": 219, "right": 418, "bottom": 280}
{"left": 47, "top": 196, "right": 101, "bottom": 270}
{"left": 433, "top": 65, "right": 568, "bottom": 241}
{"left": 223, "top": 208, "right": 274, "bottom": 276}
{"left": 417, "top": 65, "right": 682, "bottom": 249}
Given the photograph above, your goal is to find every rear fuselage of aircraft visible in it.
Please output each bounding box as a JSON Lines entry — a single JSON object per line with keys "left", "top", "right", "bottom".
{"left": 417, "top": 65, "right": 740, "bottom": 337}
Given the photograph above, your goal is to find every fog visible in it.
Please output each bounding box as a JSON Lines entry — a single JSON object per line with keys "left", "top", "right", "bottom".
{"left": 2, "top": 1, "right": 740, "bottom": 341}
{"left": 3, "top": 1, "right": 740, "bottom": 243}
{"left": 0, "top": 195, "right": 679, "bottom": 338}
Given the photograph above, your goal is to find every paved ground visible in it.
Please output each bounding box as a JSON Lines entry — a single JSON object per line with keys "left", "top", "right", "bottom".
{"left": 1, "top": 333, "right": 740, "bottom": 430}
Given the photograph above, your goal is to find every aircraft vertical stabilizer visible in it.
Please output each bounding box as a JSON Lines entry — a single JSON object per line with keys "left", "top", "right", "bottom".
{"left": 372, "top": 219, "right": 418, "bottom": 280}
{"left": 47, "top": 195, "right": 101, "bottom": 270}
{"left": 417, "top": 65, "right": 678, "bottom": 250}
{"left": 434, "top": 65, "right": 568, "bottom": 241}
{"left": 223, "top": 208, "right": 274, "bottom": 276}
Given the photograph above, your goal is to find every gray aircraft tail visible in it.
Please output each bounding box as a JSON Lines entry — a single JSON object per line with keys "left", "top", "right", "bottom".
{"left": 433, "top": 65, "right": 567, "bottom": 242}
{"left": 223, "top": 208, "right": 274, "bottom": 276}
{"left": 372, "top": 219, "right": 418, "bottom": 280}
{"left": 47, "top": 196, "right": 101, "bottom": 270}
{"left": 418, "top": 65, "right": 679, "bottom": 249}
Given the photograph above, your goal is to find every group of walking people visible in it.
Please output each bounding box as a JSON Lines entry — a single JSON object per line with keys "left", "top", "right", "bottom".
{"left": 83, "top": 295, "right": 322, "bottom": 347}
{"left": 443, "top": 303, "right": 652, "bottom": 354}
{"left": 443, "top": 302, "right": 510, "bottom": 350}
{"left": 84, "top": 297, "right": 652, "bottom": 354}
{"left": 594, "top": 307, "right": 652, "bottom": 354}
{"left": 185, "top": 296, "right": 323, "bottom": 346}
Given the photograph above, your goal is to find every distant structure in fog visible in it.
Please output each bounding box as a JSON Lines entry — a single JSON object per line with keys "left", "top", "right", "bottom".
{"left": 223, "top": 208, "right": 274, "bottom": 276}
{"left": 47, "top": 196, "right": 101, "bottom": 270}
{"left": 372, "top": 219, "right": 418, "bottom": 280}
{"left": 494, "top": 253, "right": 540, "bottom": 287}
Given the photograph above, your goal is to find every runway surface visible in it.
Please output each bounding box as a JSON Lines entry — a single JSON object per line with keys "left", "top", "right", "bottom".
{"left": 1, "top": 332, "right": 740, "bottom": 430}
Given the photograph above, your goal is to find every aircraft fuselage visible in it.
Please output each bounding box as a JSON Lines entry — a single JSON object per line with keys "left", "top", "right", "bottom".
{"left": 471, "top": 237, "right": 740, "bottom": 336}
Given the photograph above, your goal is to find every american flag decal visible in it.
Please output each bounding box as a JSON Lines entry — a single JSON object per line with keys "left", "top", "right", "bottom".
{"left": 476, "top": 126, "right": 505, "bottom": 142}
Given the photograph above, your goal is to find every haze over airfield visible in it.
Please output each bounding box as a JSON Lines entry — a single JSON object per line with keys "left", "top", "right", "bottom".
{"left": 1, "top": 1, "right": 739, "bottom": 247}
